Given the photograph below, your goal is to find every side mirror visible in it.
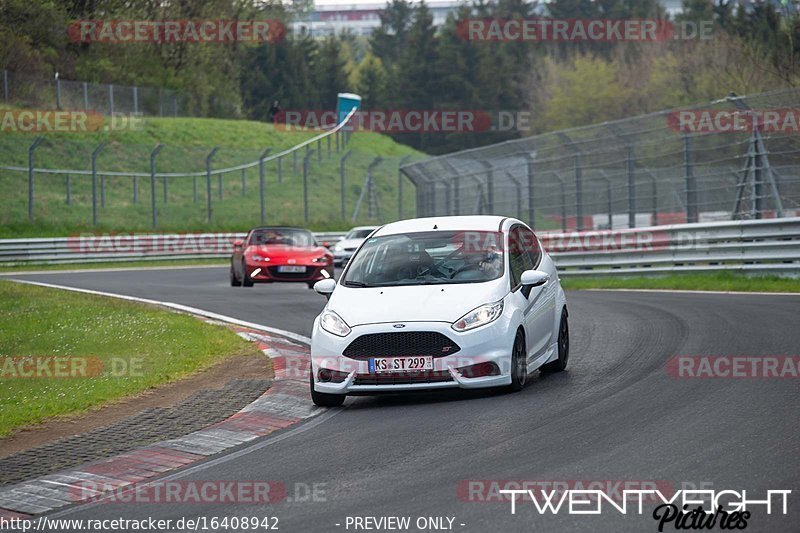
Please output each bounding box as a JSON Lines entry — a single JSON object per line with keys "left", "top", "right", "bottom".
{"left": 520, "top": 269, "right": 549, "bottom": 287}
{"left": 313, "top": 279, "right": 336, "bottom": 299}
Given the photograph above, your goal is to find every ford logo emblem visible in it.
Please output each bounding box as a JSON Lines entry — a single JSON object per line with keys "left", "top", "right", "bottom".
{"left": 393, "top": 324, "right": 406, "bottom": 328}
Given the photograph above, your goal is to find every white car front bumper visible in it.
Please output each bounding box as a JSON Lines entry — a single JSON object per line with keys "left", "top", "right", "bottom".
{"left": 310, "top": 317, "right": 515, "bottom": 394}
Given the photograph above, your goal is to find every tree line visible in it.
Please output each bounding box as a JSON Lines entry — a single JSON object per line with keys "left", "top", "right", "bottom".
{"left": 1, "top": 0, "right": 798, "bottom": 154}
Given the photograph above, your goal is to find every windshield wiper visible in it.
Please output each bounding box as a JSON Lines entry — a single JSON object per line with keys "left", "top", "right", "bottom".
{"left": 343, "top": 280, "right": 370, "bottom": 287}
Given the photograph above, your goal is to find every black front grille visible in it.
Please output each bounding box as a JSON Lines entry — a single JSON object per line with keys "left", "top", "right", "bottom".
{"left": 353, "top": 370, "right": 455, "bottom": 386}
{"left": 343, "top": 331, "right": 460, "bottom": 360}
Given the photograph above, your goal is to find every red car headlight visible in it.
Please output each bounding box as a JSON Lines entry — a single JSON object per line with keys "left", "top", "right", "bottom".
{"left": 251, "top": 255, "right": 270, "bottom": 262}
{"left": 312, "top": 256, "right": 331, "bottom": 263}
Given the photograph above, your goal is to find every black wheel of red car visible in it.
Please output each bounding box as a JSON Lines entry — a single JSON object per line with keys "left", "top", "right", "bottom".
{"left": 541, "top": 308, "right": 569, "bottom": 373}
{"left": 242, "top": 260, "right": 254, "bottom": 287}
{"left": 230, "top": 262, "right": 242, "bottom": 287}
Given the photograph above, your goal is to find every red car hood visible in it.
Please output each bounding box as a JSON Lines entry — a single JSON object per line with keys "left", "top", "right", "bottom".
{"left": 247, "top": 245, "right": 328, "bottom": 262}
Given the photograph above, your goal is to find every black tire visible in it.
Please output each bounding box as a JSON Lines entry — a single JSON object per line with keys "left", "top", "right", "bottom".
{"left": 230, "top": 263, "right": 242, "bottom": 287}
{"left": 242, "top": 261, "right": 254, "bottom": 287}
{"left": 508, "top": 329, "right": 527, "bottom": 392}
{"left": 541, "top": 308, "right": 569, "bottom": 373}
{"left": 310, "top": 373, "right": 345, "bottom": 407}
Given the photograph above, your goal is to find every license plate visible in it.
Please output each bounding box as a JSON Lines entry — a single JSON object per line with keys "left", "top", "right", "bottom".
{"left": 277, "top": 266, "right": 306, "bottom": 273}
{"left": 369, "top": 356, "right": 434, "bottom": 373}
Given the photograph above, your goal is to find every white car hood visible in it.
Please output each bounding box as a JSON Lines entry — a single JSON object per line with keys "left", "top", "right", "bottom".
{"left": 327, "top": 279, "right": 508, "bottom": 326}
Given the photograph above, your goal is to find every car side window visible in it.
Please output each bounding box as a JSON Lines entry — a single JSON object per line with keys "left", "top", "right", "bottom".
{"left": 520, "top": 227, "right": 541, "bottom": 268}
{"left": 508, "top": 226, "right": 531, "bottom": 289}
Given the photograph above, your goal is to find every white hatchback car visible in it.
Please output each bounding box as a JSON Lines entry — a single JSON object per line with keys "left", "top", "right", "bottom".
{"left": 309, "top": 215, "right": 568, "bottom": 407}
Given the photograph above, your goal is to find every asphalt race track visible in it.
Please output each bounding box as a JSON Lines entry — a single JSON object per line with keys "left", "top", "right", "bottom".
{"left": 10, "top": 267, "right": 800, "bottom": 532}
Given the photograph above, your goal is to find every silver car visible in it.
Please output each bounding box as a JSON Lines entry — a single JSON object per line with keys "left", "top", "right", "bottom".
{"left": 332, "top": 226, "right": 379, "bottom": 267}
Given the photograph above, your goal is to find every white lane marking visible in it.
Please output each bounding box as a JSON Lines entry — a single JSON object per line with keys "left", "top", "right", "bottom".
{"left": 0, "top": 264, "right": 225, "bottom": 276}
{"left": 582, "top": 288, "right": 800, "bottom": 297}
{"left": 9, "top": 279, "right": 311, "bottom": 344}
{"left": 43, "top": 408, "right": 344, "bottom": 518}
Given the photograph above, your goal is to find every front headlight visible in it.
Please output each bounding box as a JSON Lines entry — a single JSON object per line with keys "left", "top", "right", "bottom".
{"left": 333, "top": 244, "right": 343, "bottom": 252}
{"left": 312, "top": 255, "right": 330, "bottom": 263}
{"left": 320, "top": 310, "right": 351, "bottom": 337}
{"left": 251, "top": 255, "right": 269, "bottom": 262}
{"left": 452, "top": 300, "right": 504, "bottom": 332}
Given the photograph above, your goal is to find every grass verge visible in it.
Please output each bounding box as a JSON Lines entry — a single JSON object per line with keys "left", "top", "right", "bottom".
{"left": 0, "top": 258, "right": 227, "bottom": 273}
{"left": 0, "top": 116, "right": 425, "bottom": 238}
{"left": 0, "top": 279, "right": 261, "bottom": 436}
{"left": 561, "top": 272, "right": 800, "bottom": 293}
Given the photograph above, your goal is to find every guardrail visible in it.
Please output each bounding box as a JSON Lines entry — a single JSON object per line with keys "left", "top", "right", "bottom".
{"left": 0, "top": 219, "right": 798, "bottom": 276}
{"left": 541, "top": 217, "right": 800, "bottom": 276}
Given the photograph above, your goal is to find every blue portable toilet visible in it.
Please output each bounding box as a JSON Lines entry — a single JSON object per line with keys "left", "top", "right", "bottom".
{"left": 337, "top": 93, "right": 361, "bottom": 126}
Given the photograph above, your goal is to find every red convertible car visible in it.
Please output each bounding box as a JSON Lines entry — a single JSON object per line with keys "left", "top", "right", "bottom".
{"left": 230, "top": 227, "right": 334, "bottom": 288}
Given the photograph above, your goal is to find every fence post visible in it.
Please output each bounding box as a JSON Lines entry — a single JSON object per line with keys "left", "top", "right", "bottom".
{"left": 303, "top": 150, "right": 314, "bottom": 223}
{"left": 526, "top": 154, "right": 535, "bottom": 226}
{"left": 66, "top": 174, "right": 71, "bottom": 206}
{"left": 27, "top": 137, "right": 44, "bottom": 221}
{"left": 192, "top": 177, "right": 197, "bottom": 204}
{"left": 335, "top": 130, "right": 340, "bottom": 153}
{"left": 398, "top": 155, "right": 411, "bottom": 220}
{"left": 627, "top": 144, "right": 636, "bottom": 229}
{"left": 133, "top": 175, "right": 138, "bottom": 205}
{"left": 683, "top": 135, "right": 697, "bottom": 223}
{"left": 317, "top": 138, "right": 322, "bottom": 164}
{"left": 90, "top": 142, "right": 106, "bottom": 226}
{"left": 574, "top": 153, "right": 584, "bottom": 231}
{"left": 241, "top": 168, "right": 246, "bottom": 197}
{"left": 327, "top": 135, "right": 331, "bottom": 159}
{"left": 479, "top": 161, "right": 494, "bottom": 213}
{"left": 101, "top": 175, "right": 106, "bottom": 208}
{"left": 149, "top": 144, "right": 163, "bottom": 228}
{"left": 366, "top": 157, "right": 382, "bottom": 220}
{"left": 277, "top": 155, "right": 282, "bottom": 183}
{"left": 340, "top": 151, "right": 352, "bottom": 220}
{"left": 3, "top": 69, "right": 8, "bottom": 102}
{"left": 205, "top": 147, "right": 219, "bottom": 223}
{"left": 132, "top": 86, "right": 138, "bottom": 114}
{"left": 259, "top": 148, "right": 271, "bottom": 224}
{"left": 598, "top": 172, "right": 612, "bottom": 229}
{"left": 109, "top": 84, "right": 114, "bottom": 115}
{"left": 83, "top": 82, "right": 88, "bottom": 110}
{"left": 55, "top": 74, "right": 61, "bottom": 110}
{"left": 293, "top": 150, "right": 298, "bottom": 176}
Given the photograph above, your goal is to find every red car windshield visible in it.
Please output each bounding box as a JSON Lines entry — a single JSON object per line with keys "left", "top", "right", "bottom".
{"left": 249, "top": 229, "right": 316, "bottom": 247}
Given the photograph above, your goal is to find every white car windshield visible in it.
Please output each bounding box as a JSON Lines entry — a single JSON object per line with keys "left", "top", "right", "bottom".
{"left": 342, "top": 231, "right": 504, "bottom": 287}
{"left": 249, "top": 229, "right": 316, "bottom": 247}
